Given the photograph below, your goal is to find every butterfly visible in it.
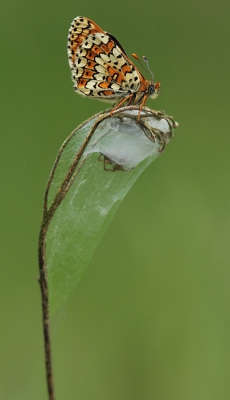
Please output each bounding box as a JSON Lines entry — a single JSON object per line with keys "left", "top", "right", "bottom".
{"left": 67, "top": 17, "right": 161, "bottom": 116}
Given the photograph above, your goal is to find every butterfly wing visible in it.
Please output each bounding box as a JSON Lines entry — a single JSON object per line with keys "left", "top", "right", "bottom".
{"left": 67, "top": 16, "right": 143, "bottom": 101}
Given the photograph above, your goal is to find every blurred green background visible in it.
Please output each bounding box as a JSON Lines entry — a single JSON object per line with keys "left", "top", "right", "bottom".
{"left": 1, "top": 0, "right": 230, "bottom": 399}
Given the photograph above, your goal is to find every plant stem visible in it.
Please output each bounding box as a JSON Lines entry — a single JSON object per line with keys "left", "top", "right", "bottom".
{"left": 38, "top": 216, "right": 55, "bottom": 400}
{"left": 37, "top": 106, "right": 177, "bottom": 399}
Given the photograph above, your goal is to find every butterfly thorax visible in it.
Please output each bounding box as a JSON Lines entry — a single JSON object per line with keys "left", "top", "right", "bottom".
{"left": 132, "top": 79, "right": 159, "bottom": 104}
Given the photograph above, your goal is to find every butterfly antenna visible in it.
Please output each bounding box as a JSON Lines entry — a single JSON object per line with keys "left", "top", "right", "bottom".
{"left": 132, "top": 53, "right": 150, "bottom": 77}
{"left": 143, "top": 56, "right": 155, "bottom": 82}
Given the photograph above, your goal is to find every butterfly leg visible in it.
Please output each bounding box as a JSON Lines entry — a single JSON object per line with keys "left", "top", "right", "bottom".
{"left": 110, "top": 94, "right": 134, "bottom": 116}
{"left": 136, "top": 94, "right": 148, "bottom": 123}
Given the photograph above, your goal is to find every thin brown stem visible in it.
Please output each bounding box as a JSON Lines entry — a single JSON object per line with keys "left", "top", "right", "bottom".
{"left": 38, "top": 106, "right": 177, "bottom": 399}
{"left": 38, "top": 110, "right": 113, "bottom": 399}
{"left": 38, "top": 216, "right": 55, "bottom": 400}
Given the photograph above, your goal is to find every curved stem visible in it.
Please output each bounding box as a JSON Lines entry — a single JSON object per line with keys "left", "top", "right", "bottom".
{"left": 38, "top": 106, "right": 177, "bottom": 399}
{"left": 38, "top": 110, "right": 113, "bottom": 400}
{"left": 38, "top": 215, "right": 55, "bottom": 400}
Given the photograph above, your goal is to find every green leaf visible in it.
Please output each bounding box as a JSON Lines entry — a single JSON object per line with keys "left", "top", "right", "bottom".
{"left": 42, "top": 108, "right": 177, "bottom": 315}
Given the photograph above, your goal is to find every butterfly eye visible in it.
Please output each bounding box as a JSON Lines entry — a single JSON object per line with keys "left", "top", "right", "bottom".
{"left": 149, "top": 84, "right": 155, "bottom": 95}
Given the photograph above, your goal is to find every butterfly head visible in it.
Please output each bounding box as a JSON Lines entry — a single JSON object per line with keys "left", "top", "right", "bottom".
{"left": 133, "top": 54, "right": 160, "bottom": 100}
{"left": 149, "top": 81, "right": 161, "bottom": 99}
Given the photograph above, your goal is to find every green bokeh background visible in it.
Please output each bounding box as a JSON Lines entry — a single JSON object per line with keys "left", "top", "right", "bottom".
{"left": 1, "top": 1, "right": 230, "bottom": 399}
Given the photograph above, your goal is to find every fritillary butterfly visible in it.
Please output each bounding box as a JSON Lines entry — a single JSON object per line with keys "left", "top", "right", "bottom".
{"left": 67, "top": 16, "right": 161, "bottom": 115}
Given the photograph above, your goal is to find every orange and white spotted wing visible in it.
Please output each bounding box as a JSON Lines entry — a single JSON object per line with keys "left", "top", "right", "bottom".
{"left": 67, "top": 16, "right": 160, "bottom": 108}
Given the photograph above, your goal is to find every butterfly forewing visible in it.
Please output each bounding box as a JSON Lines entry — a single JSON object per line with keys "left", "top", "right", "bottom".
{"left": 68, "top": 16, "right": 142, "bottom": 101}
